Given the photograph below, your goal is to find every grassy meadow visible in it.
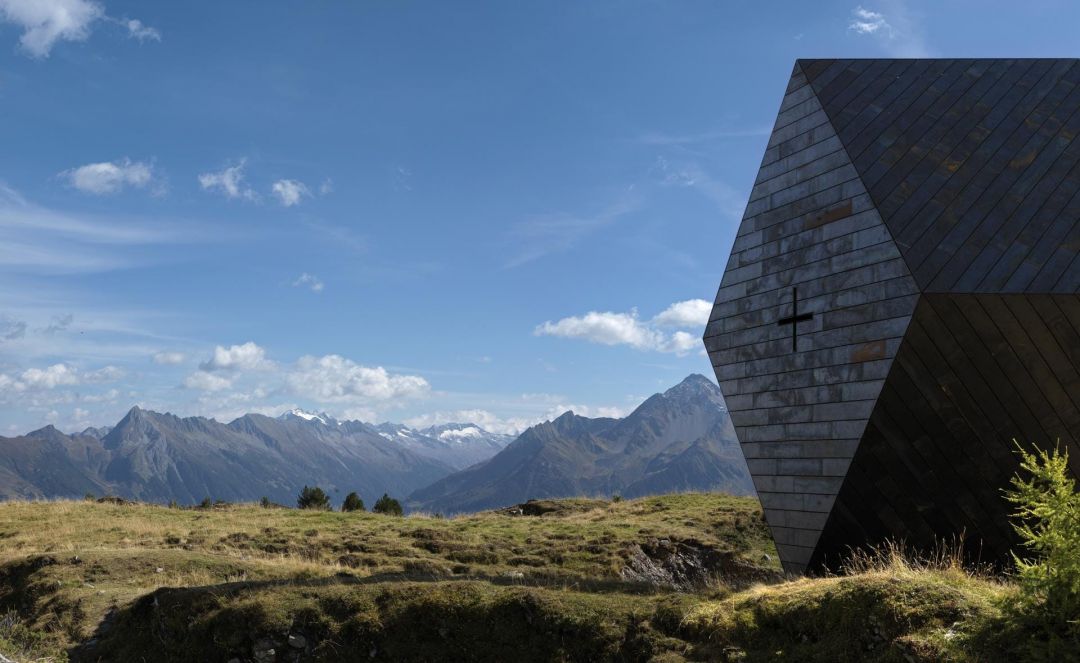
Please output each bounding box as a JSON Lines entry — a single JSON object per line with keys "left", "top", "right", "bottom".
{"left": 0, "top": 493, "right": 1052, "bottom": 662}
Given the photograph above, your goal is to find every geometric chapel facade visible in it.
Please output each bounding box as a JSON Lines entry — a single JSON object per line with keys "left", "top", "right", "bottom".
{"left": 705, "top": 59, "right": 1080, "bottom": 575}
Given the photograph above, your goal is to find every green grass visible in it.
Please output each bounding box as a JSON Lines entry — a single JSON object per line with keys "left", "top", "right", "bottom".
{"left": 0, "top": 493, "right": 1048, "bottom": 662}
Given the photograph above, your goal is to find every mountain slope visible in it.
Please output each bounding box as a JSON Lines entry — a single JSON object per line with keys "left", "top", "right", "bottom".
{"left": 408, "top": 374, "right": 753, "bottom": 513}
{"left": 0, "top": 408, "right": 458, "bottom": 507}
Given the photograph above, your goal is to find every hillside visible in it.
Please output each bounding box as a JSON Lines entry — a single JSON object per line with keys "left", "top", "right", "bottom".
{"left": 0, "top": 493, "right": 1036, "bottom": 662}
{"left": 409, "top": 374, "right": 754, "bottom": 514}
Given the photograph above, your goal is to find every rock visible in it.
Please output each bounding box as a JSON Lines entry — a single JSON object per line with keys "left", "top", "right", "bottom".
{"left": 288, "top": 633, "right": 306, "bottom": 649}
{"left": 155, "top": 567, "right": 164, "bottom": 573}
{"left": 620, "top": 538, "right": 782, "bottom": 590}
{"left": 253, "top": 637, "right": 276, "bottom": 662}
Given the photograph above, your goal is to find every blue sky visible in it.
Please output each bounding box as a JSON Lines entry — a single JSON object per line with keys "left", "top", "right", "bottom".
{"left": 0, "top": 0, "right": 1075, "bottom": 434}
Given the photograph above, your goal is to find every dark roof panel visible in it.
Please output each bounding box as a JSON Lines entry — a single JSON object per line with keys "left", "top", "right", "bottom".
{"left": 800, "top": 58, "right": 1080, "bottom": 293}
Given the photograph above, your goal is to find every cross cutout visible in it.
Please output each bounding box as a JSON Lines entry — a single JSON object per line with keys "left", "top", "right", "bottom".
{"left": 777, "top": 286, "right": 813, "bottom": 353}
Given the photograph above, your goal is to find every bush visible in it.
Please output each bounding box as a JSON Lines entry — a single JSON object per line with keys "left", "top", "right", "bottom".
{"left": 259, "top": 496, "right": 271, "bottom": 509}
{"left": 373, "top": 493, "right": 403, "bottom": 516}
{"left": 297, "top": 485, "right": 331, "bottom": 510}
{"left": 198, "top": 497, "right": 212, "bottom": 509}
{"left": 83, "top": 492, "right": 95, "bottom": 502}
{"left": 341, "top": 492, "right": 365, "bottom": 512}
{"left": 1004, "top": 442, "right": 1080, "bottom": 648}
{"left": 612, "top": 494, "right": 622, "bottom": 503}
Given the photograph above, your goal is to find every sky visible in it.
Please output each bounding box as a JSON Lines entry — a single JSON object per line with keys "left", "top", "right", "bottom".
{"left": 0, "top": 0, "right": 1076, "bottom": 435}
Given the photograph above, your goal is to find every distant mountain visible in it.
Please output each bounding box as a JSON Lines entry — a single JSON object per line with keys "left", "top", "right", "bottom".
{"left": 374, "top": 422, "right": 513, "bottom": 470}
{"left": 0, "top": 408, "right": 507, "bottom": 507}
{"left": 407, "top": 374, "right": 754, "bottom": 514}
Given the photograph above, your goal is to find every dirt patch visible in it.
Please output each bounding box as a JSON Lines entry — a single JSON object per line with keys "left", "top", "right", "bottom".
{"left": 620, "top": 538, "right": 780, "bottom": 590}
{"left": 498, "top": 499, "right": 607, "bottom": 517}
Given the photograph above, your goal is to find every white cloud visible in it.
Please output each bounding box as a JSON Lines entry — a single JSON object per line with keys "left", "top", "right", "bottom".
{"left": 183, "top": 371, "right": 232, "bottom": 392}
{"left": 63, "top": 158, "right": 154, "bottom": 195}
{"left": 287, "top": 355, "right": 429, "bottom": 403}
{"left": 198, "top": 160, "right": 258, "bottom": 201}
{"left": 292, "top": 273, "right": 324, "bottom": 293}
{"left": 153, "top": 351, "right": 185, "bottom": 365}
{"left": 535, "top": 298, "right": 709, "bottom": 356}
{"left": 652, "top": 299, "right": 711, "bottom": 328}
{"left": 84, "top": 365, "right": 123, "bottom": 383}
{"left": 19, "top": 363, "right": 79, "bottom": 388}
{"left": 0, "top": 0, "right": 103, "bottom": 57}
{"left": 847, "top": 2, "right": 931, "bottom": 57}
{"left": 318, "top": 178, "right": 334, "bottom": 195}
{"left": 124, "top": 18, "right": 158, "bottom": 41}
{"left": 536, "top": 310, "right": 663, "bottom": 350}
{"left": 271, "top": 179, "right": 310, "bottom": 207}
{"left": 0, "top": 362, "right": 122, "bottom": 391}
{"left": 849, "top": 5, "right": 889, "bottom": 34}
{"left": 199, "top": 341, "right": 271, "bottom": 372}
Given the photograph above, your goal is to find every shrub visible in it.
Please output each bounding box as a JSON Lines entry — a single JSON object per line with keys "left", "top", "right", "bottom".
{"left": 296, "top": 485, "right": 331, "bottom": 510}
{"left": 83, "top": 492, "right": 95, "bottom": 502}
{"left": 612, "top": 494, "right": 622, "bottom": 503}
{"left": 341, "top": 492, "right": 365, "bottom": 512}
{"left": 259, "top": 496, "right": 271, "bottom": 509}
{"left": 1004, "top": 442, "right": 1080, "bottom": 647}
{"left": 198, "top": 497, "right": 212, "bottom": 509}
{"left": 373, "top": 493, "right": 403, "bottom": 516}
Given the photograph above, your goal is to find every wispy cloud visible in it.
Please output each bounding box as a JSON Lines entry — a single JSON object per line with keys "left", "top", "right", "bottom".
{"left": 271, "top": 179, "right": 310, "bottom": 207}
{"left": 122, "top": 18, "right": 159, "bottom": 42}
{"left": 847, "top": 2, "right": 931, "bottom": 57}
{"left": 0, "top": 183, "right": 193, "bottom": 274}
{"left": 292, "top": 272, "right": 324, "bottom": 293}
{"left": 504, "top": 194, "right": 640, "bottom": 268}
{"left": 198, "top": 159, "right": 259, "bottom": 202}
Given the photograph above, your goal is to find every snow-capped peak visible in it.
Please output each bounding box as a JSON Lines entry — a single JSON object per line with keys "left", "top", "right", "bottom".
{"left": 437, "top": 426, "right": 483, "bottom": 442}
{"left": 279, "top": 408, "right": 334, "bottom": 425}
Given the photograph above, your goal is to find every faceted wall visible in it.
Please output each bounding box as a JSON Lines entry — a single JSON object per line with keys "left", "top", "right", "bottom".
{"left": 705, "top": 59, "right": 1080, "bottom": 574}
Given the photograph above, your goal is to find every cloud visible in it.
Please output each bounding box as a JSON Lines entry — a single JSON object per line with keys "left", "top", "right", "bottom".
{"left": 199, "top": 341, "right": 271, "bottom": 372}
{"left": 0, "top": 0, "right": 103, "bottom": 57}
{"left": 198, "top": 160, "right": 258, "bottom": 201}
{"left": 505, "top": 195, "right": 640, "bottom": 268}
{"left": 318, "top": 179, "right": 334, "bottom": 195}
{"left": 847, "top": 3, "right": 931, "bottom": 57}
{"left": 0, "top": 183, "right": 197, "bottom": 275}
{"left": 0, "top": 313, "right": 26, "bottom": 340}
{"left": 0, "top": 362, "right": 123, "bottom": 391}
{"left": 652, "top": 299, "right": 711, "bottom": 328}
{"left": 39, "top": 313, "right": 73, "bottom": 334}
{"left": 0, "top": 1, "right": 159, "bottom": 58}
{"left": 287, "top": 355, "right": 429, "bottom": 403}
{"left": 62, "top": 158, "right": 154, "bottom": 195}
{"left": 123, "top": 18, "right": 158, "bottom": 41}
{"left": 19, "top": 363, "right": 79, "bottom": 388}
{"left": 152, "top": 351, "right": 185, "bottom": 365}
{"left": 536, "top": 310, "right": 663, "bottom": 350}
{"left": 650, "top": 156, "right": 744, "bottom": 220}
{"left": 183, "top": 370, "right": 232, "bottom": 392}
{"left": 849, "top": 5, "right": 889, "bottom": 34}
{"left": 534, "top": 298, "right": 710, "bottom": 356}
{"left": 292, "top": 273, "right": 324, "bottom": 293}
{"left": 271, "top": 179, "right": 310, "bottom": 207}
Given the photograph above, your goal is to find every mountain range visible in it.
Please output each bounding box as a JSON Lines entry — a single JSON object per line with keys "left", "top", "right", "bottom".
{"left": 0, "top": 374, "right": 753, "bottom": 511}
{"left": 408, "top": 374, "right": 753, "bottom": 513}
